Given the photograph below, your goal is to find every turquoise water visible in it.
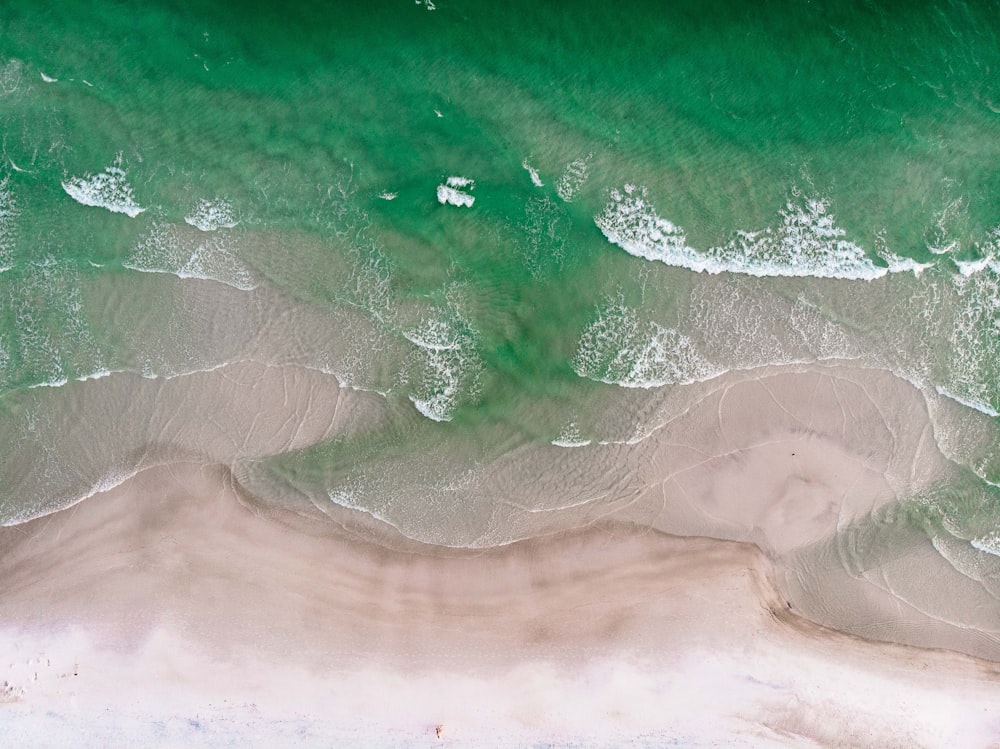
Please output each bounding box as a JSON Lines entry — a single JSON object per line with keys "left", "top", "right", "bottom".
{"left": 1, "top": 0, "right": 1000, "bottom": 646}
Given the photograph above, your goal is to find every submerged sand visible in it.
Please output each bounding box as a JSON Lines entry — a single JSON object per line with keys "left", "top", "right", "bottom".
{"left": 3, "top": 361, "right": 1000, "bottom": 746}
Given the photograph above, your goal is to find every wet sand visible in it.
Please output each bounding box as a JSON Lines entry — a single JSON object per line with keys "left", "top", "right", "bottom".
{"left": 3, "top": 461, "right": 1000, "bottom": 747}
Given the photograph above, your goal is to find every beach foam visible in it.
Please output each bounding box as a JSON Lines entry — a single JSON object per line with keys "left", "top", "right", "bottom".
{"left": 597, "top": 185, "right": 887, "bottom": 280}
{"left": 125, "top": 222, "right": 255, "bottom": 291}
{"left": 551, "top": 422, "right": 591, "bottom": 447}
{"left": 404, "top": 310, "right": 481, "bottom": 421}
{"left": 878, "top": 248, "right": 935, "bottom": 276}
{"left": 573, "top": 299, "right": 718, "bottom": 388}
{"left": 941, "top": 264, "right": 1000, "bottom": 416}
{"left": 925, "top": 196, "right": 967, "bottom": 255}
{"left": 184, "top": 198, "right": 237, "bottom": 231}
{"left": 1, "top": 261, "right": 103, "bottom": 393}
{"left": 61, "top": 155, "right": 146, "bottom": 218}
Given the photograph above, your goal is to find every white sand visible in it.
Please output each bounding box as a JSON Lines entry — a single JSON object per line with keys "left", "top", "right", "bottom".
{"left": 3, "top": 462, "right": 1000, "bottom": 747}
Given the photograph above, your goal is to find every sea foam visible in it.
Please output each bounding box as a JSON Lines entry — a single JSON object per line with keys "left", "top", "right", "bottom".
{"left": 436, "top": 176, "right": 475, "bottom": 207}
{"left": 972, "top": 536, "right": 1000, "bottom": 557}
{"left": 878, "top": 249, "right": 935, "bottom": 277}
{"left": 184, "top": 198, "right": 237, "bottom": 231}
{"left": 940, "top": 258, "right": 1000, "bottom": 418}
{"left": 596, "top": 184, "right": 888, "bottom": 281}
{"left": 61, "top": 156, "right": 146, "bottom": 217}
{"left": 125, "top": 222, "right": 255, "bottom": 291}
{"left": 404, "top": 311, "right": 481, "bottom": 421}
{"left": 551, "top": 422, "right": 591, "bottom": 448}
{"left": 522, "top": 159, "right": 544, "bottom": 187}
{"left": 573, "top": 300, "right": 719, "bottom": 388}
{"left": 556, "top": 155, "right": 590, "bottom": 202}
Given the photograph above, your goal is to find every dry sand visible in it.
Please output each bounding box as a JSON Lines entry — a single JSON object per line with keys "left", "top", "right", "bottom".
{"left": 3, "top": 461, "right": 1000, "bottom": 747}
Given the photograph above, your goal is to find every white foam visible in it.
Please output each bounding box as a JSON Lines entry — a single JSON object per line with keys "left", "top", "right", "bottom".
{"left": 596, "top": 185, "right": 888, "bottom": 280}
{"left": 573, "top": 301, "right": 719, "bottom": 388}
{"left": 327, "top": 489, "right": 397, "bottom": 526}
{"left": 27, "top": 368, "right": 115, "bottom": 389}
{"left": 437, "top": 182, "right": 475, "bottom": 208}
{"left": 556, "top": 155, "right": 590, "bottom": 202}
{"left": 926, "top": 197, "right": 966, "bottom": 254}
{"left": 551, "top": 422, "right": 591, "bottom": 448}
{"left": 942, "top": 259, "right": 1000, "bottom": 418}
{"left": 0, "top": 175, "right": 18, "bottom": 267}
{"left": 522, "top": 159, "right": 544, "bottom": 187}
{"left": 184, "top": 198, "right": 237, "bottom": 231}
{"left": 125, "top": 222, "right": 256, "bottom": 291}
{"left": 878, "top": 249, "right": 935, "bottom": 277}
{"left": 403, "top": 318, "right": 463, "bottom": 351}
{"left": 378, "top": 192, "right": 398, "bottom": 201}
{"left": 3, "top": 467, "right": 139, "bottom": 526}
{"left": 405, "top": 312, "right": 481, "bottom": 422}
{"left": 953, "top": 255, "right": 994, "bottom": 277}
{"left": 971, "top": 536, "right": 1000, "bottom": 557}
{"left": 0, "top": 59, "right": 23, "bottom": 97}
{"left": 934, "top": 386, "right": 1000, "bottom": 418}
{"left": 446, "top": 176, "right": 474, "bottom": 189}
{"left": 61, "top": 155, "right": 146, "bottom": 217}
{"left": 40, "top": 71, "right": 57, "bottom": 83}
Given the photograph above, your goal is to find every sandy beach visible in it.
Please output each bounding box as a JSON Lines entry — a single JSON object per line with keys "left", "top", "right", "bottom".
{"left": 4, "top": 1, "right": 1000, "bottom": 745}
{"left": 3, "top": 453, "right": 1000, "bottom": 747}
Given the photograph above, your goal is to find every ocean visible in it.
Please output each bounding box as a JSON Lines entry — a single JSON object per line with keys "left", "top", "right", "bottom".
{"left": 1, "top": 0, "right": 999, "bottom": 646}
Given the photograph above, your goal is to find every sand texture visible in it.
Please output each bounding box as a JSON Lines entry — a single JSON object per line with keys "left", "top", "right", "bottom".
{"left": 3, "top": 460, "right": 1000, "bottom": 747}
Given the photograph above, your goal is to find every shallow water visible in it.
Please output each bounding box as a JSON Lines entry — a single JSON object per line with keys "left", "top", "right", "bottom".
{"left": 1, "top": 0, "right": 999, "bottom": 654}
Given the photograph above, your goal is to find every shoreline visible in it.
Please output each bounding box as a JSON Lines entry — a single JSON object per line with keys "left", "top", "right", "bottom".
{"left": 3, "top": 462, "right": 1000, "bottom": 747}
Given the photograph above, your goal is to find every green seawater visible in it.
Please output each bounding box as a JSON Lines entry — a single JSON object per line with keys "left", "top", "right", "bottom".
{"left": 1, "top": 0, "right": 1000, "bottom": 651}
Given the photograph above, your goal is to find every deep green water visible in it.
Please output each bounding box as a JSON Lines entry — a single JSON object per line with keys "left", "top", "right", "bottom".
{"left": 1, "top": 1, "right": 999, "bottom": 622}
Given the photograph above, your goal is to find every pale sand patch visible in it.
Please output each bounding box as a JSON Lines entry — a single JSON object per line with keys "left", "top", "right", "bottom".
{"left": 2, "top": 463, "right": 1000, "bottom": 747}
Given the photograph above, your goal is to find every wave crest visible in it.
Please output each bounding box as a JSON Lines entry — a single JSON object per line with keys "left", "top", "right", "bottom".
{"left": 61, "top": 155, "right": 146, "bottom": 218}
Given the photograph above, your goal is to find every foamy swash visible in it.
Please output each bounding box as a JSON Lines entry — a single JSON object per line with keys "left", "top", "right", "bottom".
{"left": 124, "top": 220, "right": 256, "bottom": 291}
{"left": 573, "top": 301, "right": 719, "bottom": 389}
{"left": 403, "top": 311, "right": 482, "bottom": 422}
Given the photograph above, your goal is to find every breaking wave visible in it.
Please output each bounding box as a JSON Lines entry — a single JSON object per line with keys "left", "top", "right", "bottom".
{"left": 596, "top": 184, "right": 889, "bottom": 280}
